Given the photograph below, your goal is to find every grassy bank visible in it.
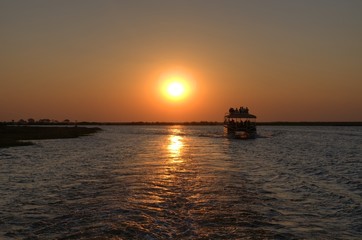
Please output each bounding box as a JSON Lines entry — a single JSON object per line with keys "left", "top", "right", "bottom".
{"left": 0, "top": 126, "right": 101, "bottom": 148}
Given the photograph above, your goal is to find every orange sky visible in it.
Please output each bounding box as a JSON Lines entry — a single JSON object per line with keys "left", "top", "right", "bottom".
{"left": 1, "top": 1, "right": 361, "bottom": 122}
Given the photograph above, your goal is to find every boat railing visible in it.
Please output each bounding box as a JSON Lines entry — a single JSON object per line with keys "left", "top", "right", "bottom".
{"left": 225, "top": 112, "right": 256, "bottom": 118}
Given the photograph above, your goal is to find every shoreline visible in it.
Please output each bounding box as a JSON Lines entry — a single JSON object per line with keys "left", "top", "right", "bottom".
{"left": 56, "top": 121, "right": 362, "bottom": 126}
{"left": 0, "top": 126, "right": 101, "bottom": 148}
{"left": 2, "top": 121, "right": 362, "bottom": 127}
{"left": 1, "top": 122, "right": 361, "bottom": 148}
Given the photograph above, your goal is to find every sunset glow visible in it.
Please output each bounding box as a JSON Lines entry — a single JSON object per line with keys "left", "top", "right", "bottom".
{"left": 1, "top": 1, "right": 361, "bottom": 122}
{"left": 159, "top": 72, "right": 194, "bottom": 103}
{"left": 1, "top": 2, "right": 362, "bottom": 239}
{"left": 167, "top": 82, "right": 184, "bottom": 98}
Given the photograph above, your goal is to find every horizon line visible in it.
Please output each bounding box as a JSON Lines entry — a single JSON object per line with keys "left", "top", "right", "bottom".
{"left": 2, "top": 121, "right": 362, "bottom": 126}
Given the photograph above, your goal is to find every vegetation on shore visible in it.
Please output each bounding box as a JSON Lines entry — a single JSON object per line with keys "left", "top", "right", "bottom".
{"left": 73, "top": 121, "right": 362, "bottom": 126}
{"left": 257, "top": 122, "right": 362, "bottom": 126}
{"left": 2, "top": 120, "right": 362, "bottom": 127}
{"left": 0, "top": 126, "right": 101, "bottom": 148}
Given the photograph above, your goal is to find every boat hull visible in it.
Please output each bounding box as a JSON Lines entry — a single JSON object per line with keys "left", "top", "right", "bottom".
{"left": 224, "top": 126, "right": 257, "bottom": 139}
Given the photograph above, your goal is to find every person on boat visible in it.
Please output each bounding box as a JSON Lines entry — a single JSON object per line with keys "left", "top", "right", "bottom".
{"left": 238, "top": 120, "right": 244, "bottom": 129}
{"left": 229, "top": 107, "right": 235, "bottom": 113}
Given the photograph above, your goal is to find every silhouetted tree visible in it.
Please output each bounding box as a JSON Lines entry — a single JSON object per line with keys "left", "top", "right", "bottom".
{"left": 28, "top": 118, "right": 35, "bottom": 124}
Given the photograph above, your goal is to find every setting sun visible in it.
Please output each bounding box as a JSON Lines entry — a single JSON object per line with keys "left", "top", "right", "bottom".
{"left": 167, "top": 82, "right": 185, "bottom": 98}
{"left": 159, "top": 71, "right": 195, "bottom": 102}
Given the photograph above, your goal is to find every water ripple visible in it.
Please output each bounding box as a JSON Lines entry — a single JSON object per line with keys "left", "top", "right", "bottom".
{"left": 0, "top": 125, "right": 361, "bottom": 239}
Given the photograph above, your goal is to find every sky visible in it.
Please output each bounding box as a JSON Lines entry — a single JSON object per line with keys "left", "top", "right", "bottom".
{"left": 1, "top": 0, "right": 361, "bottom": 122}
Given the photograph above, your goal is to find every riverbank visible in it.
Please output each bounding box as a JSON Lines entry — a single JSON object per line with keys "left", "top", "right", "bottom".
{"left": 22, "top": 121, "right": 361, "bottom": 126}
{"left": 0, "top": 126, "right": 101, "bottom": 148}
{"left": 2, "top": 121, "right": 362, "bottom": 126}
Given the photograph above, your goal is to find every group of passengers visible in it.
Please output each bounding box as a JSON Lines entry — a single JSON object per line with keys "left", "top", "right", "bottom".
{"left": 229, "top": 119, "right": 254, "bottom": 128}
{"left": 229, "top": 106, "right": 249, "bottom": 114}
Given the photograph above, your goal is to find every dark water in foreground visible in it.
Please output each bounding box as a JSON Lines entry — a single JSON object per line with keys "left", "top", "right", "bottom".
{"left": 0, "top": 126, "right": 361, "bottom": 239}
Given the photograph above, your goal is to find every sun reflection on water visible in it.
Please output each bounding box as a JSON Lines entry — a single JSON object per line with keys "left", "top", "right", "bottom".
{"left": 167, "top": 127, "right": 184, "bottom": 163}
{"left": 167, "top": 135, "right": 184, "bottom": 163}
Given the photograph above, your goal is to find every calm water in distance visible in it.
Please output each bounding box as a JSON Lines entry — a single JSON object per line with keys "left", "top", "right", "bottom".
{"left": 0, "top": 125, "right": 361, "bottom": 239}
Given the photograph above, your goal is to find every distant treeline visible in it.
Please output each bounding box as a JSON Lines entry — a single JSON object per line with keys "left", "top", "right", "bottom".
{"left": 2, "top": 118, "right": 74, "bottom": 125}
{"left": 257, "top": 122, "right": 362, "bottom": 126}
{"left": 86, "top": 121, "right": 362, "bottom": 126}
{"left": 76, "top": 121, "right": 222, "bottom": 126}
{"left": 2, "top": 120, "right": 361, "bottom": 126}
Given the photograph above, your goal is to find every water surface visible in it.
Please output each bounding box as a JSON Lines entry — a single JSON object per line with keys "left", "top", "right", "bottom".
{"left": 1, "top": 125, "right": 361, "bottom": 239}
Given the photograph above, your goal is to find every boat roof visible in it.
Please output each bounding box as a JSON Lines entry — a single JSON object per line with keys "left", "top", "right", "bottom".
{"left": 225, "top": 112, "right": 256, "bottom": 118}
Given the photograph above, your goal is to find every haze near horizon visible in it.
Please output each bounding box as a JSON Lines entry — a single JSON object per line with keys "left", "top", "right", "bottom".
{"left": 1, "top": 1, "right": 361, "bottom": 122}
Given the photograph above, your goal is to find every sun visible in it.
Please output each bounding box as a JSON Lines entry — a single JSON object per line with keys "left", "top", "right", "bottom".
{"left": 159, "top": 72, "right": 193, "bottom": 102}
{"left": 167, "top": 82, "right": 185, "bottom": 97}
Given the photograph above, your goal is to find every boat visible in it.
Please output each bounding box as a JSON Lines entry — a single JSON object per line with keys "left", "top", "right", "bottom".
{"left": 224, "top": 107, "right": 257, "bottom": 139}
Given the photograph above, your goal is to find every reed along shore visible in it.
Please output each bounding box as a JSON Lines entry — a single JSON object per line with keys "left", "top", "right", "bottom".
{"left": 0, "top": 126, "right": 101, "bottom": 148}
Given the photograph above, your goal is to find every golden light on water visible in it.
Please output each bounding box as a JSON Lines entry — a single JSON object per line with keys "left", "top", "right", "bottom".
{"left": 167, "top": 135, "right": 183, "bottom": 162}
{"left": 167, "top": 127, "right": 184, "bottom": 163}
